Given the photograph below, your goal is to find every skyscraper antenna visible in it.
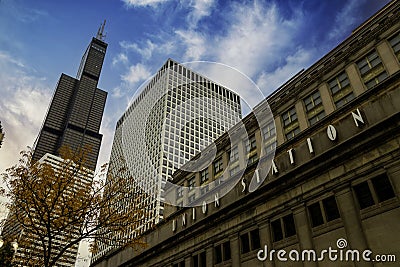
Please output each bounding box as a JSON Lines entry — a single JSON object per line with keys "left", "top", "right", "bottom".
{"left": 96, "top": 20, "right": 106, "bottom": 41}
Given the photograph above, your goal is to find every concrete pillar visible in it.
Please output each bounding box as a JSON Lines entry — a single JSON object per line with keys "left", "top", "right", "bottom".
{"left": 185, "top": 255, "right": 191, "bottom": 267}
{"left": 230, "top": 235, "right": 241, "bottom": 267}
{"left": 346, "top": 64, "right": 365, "bottom": 96}
{"left": 387, "top": 161, "right": 400, "bottom": 195}
{"left": 292, "top": 204, "right": 318, "bottom": 267}
{"left": 237, "top": 138, "right": 246, "bottom": 169}
{"left": 335, "top": 187, "right": 372, "bottom": 267}
{"left": 319, "top": 83, "right": 335, "bottom": 115}
{"left": 274, "top": 116, "right": 284, "bottom": 146}
{"left": 259, "top": 220, "right": 275, "bottom": 267}
{"left": 295, "top": 101, "right": 308, "bottom": 131}
{"left": 377, "top": 40, "right": 400, "bottom": 75}
{"left": 206, "top": 245, "right": 214, "bottom": 267}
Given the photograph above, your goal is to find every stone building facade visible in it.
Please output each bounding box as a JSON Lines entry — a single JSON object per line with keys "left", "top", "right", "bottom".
{"left": 91, "top": 1, "right": 400, "bottom": 266}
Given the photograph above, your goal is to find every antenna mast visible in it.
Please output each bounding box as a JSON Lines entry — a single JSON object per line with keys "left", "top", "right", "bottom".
{"left": 96, "top": 20, "right": 106, "bottom": 41}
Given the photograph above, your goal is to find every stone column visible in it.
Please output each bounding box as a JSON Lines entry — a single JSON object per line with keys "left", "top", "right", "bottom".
{"left": 295, "top": 101, "right": 308, "bottom": 131}
{"left": 292, "top": 204, "right": 318, "bottom": 267}
{"left": 335, "top": 187, "right": 372, "bottom": 267}
{"left": 346, "top": 64, "right": 365, "bottom": 96}
{"left": 259, "top": 220, "right": 275, "bottom": 267}
{"left": 274, "top": 116, "right": 285, "bottom": 146}
{"left": 185, "top": 255, "right": 191, "bottom": 267}
{"left": 387, "top": 161, "right": 400, "bottom": 196}
{"left": 376, "top": 40, "right": 400, "bottom": 75}
{"left": 319, "top": 83, "right": 335, "bottom": 115}
{"left": 230, "top": 235, "right": 241, "bottom": 267}
{"left": 206, "top": 245, "right": 214, "bottom": 267}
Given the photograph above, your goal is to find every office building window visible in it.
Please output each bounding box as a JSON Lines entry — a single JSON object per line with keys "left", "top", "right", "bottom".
{"left": 245, "top": 134, "right": 257, "bottom": 153}
{"left": 200, "top": 185, "right": 209, "bottom": 195}
{"left": 329, "top": 71, "right": 355, "bottom": 108}
{"left": 240, "top": 229, "right": 261, "bottom": 254}
{"left": 230, "top": 145, "right": 239, "bottom": 162}
{"left": 271, "top": 214, "right": 296, "bottom": 242}
{"left": 188, "top": 194, "right": 196, "bottom": 203}
{"left": 200, "top": 169, "right": 209, "bottom": 185}
{"left": 262, "top": 120, "right": 276, "bottom": 154}
{"left": 230, "top": 165, "right": 240, "bottom": 177}
{"left": 282, "top": 106, "right": 300, "bottom": 140}
{"left": 308, "top": 196, "right": 340, "bottom": 228}
{"left": 283, "top": 214, "right": 296, "bottom": 237}
{"left": 389, "top": 31, "right": 400, "bottom": 61}
{"left": 215, "top": 241, "right": 231, "bottom": 264}
{"left": 250, "top": 229, "right": 261, "bottom": 250}
{"left": 214, "top": 158, "right": 223, "bottom": 175}
{"left": 304, "top": 90, "right": 325, "bottom": 126}
{"left": 188, "top": 177, "right": 196, "bottom": 190}
{"left": 357, "top": 50, "right": 388, "bottom": 89}
{"left": 248, "top": 154, "right": 258, "bottom": 165}
{"left": 176, "top": 186, "right": 183, "bottom": 198}
{"left": 173, "top": 260, "right": 185, "bottom": 267}
{"left": 353, "top": 174, "right": 395, "bottom": 209}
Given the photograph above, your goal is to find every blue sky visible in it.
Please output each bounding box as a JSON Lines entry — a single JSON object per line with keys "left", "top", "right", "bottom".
{"left": 0, "top": 0, "right": 392, "bottom": 264}
{"left": 0, "top": 0, "right": 392, "bottom": 176}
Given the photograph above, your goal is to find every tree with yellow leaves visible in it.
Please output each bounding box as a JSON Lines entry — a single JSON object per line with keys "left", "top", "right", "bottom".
{"left": 1, "top": 146, "right": 146, "bottom": 266}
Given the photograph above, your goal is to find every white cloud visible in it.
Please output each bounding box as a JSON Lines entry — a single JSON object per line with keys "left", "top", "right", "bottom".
{"left": 120, "top": 40, "right": 174, "bottom": 61}
{"left": 0, "top": 51, "right": 52, "bottom": 174}
{"left": 112, "top": 53, "right": 129, "bottom": 66}
{"left": 186, "top": 0, "right": 215, "bottom": 27}
{"left": 173, "top": 1, "right": 312, "bottom": 104}
{"left": 0, "top": 51, "right": 25, "bottom": 68}
{"left": 121, "top": 63, "right": 152, "bottom": 86}
{"left": 328, "top": 0, "right": 366, "bottom": 41}
{"left": 175, "top": 30, "right": 207, "bottom": 61}
{"left": 214, "top": 2, "right": 302, "bottom": 77}
{"left": 122, "top": 0, "right": 169, "bottom": 8}
{"left": 120, "top": 40, "right": 156, "bottom": 60}
{"left": 256, "top": 47, "right": 314, "bottom": 95}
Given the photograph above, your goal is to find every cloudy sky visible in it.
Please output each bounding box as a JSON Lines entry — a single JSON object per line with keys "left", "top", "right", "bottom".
{"left": 0, "top": 0, "right": 392, "bottom": 176}
{"left": 0, "top": 0, "right": 392, "bottom": 264}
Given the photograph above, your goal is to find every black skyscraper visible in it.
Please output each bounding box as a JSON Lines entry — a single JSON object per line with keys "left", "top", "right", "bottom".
{"left": 33, "top": 23, "right": 108, "bottom": 171}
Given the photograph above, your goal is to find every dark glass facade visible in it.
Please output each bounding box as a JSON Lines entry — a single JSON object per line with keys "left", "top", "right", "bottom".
{"left": 33, "top": 37, "right": 108, "bottom": 171}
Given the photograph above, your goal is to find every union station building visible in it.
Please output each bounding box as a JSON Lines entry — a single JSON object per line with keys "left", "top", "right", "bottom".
{"left": 92, "top": 1, "right": 400, "bottom": 266}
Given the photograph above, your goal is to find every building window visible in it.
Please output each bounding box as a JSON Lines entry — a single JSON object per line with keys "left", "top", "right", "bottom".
{"left": 250, "top": 229, "right": 261, "bottom": 250}
{"left": 245, "top": 134, "right": 257, "bottom": 153}
{"left": 200, "top": 169, "right": 209, "bottom": 185}
{"left": 357, "top": 50, "right": 388, "bottom": 89}
{"left": 329, "top": 71, "right": 355, "bottom": 108}
{"left": 304, "top": 90, "right": 325, "bottom": 126}
{"left": 248, "top": 154, "right": 258, "bottom": 165}
{"left": 188, "top": 177, "right": 196, "bottom": 190}
{"left": 223, "top": 241, "right": 231, "bottom": 261}
{"left": 173, "top": 260, "right": 185, "bottom": 267}
{"left": 199, "top": 251, "right": 206, "bottom": 267}
{"left": 353, "top": 174, "right": 396, "bottom": 210}
{"left": 271, "top": 214, "right": 296, "bottom": 242}
{"left": 188, "top": 193, "right": 196, "bottom": 203}
{"left": 240, "top": 229, "right": 261, "bottom": 254}
{"left": 176, "top": 186, "right": 183, "bottom": 198}
{"left": 262, "top": 120, "right": 276, "bottom": 154}
{"left": 230, "top": 145, "right": 239, "bottom": 162}
{"left": 389, "top": 31, "right": 400, "bottom": 61}
{"left": 308, "top": 196, "right": 340, "bottom": 228}
{"left": 214, "top": 158, "right": 223, "bottom": 175}
{"left": 200, "top": 185, "right": 209, "bottom": 195}
{"left": 229, "top": 165, "right": 240, "bottom": 177}
{"left": 215, "top": 241, "right": 231, "bottom": 264}
{"left": 282, "top": 106, "right": 300, "bottom": 140}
